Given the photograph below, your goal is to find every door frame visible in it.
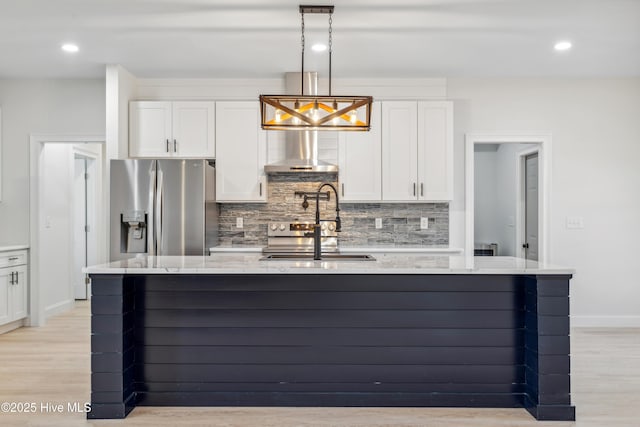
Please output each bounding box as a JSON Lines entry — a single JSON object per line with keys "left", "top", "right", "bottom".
{"left": 516, "top": 147, "right": 540, "bottom": 259}
{"left": 29, "top": 134, "right": 105, "bottom": 326}
{"left": 72, "top": 147, "right": 101, "bottom": 300}
{"left": 465, "top": 134, "right": 551, "bottom": 263}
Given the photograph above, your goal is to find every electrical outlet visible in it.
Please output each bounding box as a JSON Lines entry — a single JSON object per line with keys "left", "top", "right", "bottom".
{"left": 420, "top": 217, "right": 429, "bottom": 230}
{"left": 236, "top": 217, "right": 244, "bottom": 229}
{"left": 375, "top": 218, "right": 383, "bottom": 229}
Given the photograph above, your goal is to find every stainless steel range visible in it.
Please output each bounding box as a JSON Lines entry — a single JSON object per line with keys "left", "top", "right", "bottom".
{"left": 262, "top": 221, "right": 339, "bottom": 254}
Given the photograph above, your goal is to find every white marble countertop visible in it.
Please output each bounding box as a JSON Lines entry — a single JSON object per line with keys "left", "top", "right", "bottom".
{"left": 209, "top": 246, "right": 464, "bottom": 254}
{"left": 0, "top": 245, "right": 29, "bottom": 252}
{"left": 85, "top": 254, "right": 574, "bottom": 275}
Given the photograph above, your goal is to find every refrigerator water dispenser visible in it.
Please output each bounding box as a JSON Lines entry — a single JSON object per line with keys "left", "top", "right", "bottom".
{"left": 121, "top": 210, "right": 147, "bottom": 253}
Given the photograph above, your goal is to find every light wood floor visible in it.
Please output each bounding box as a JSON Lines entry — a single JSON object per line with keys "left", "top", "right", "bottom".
{"left": 0, "top": 302, "right": 638, "bottom": 426}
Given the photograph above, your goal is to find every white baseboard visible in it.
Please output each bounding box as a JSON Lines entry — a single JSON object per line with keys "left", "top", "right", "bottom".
{"left": 572, "top": 315, "right": 640, "bottom": 328}
{"left": 45, "top": 299, "right": 75, "bottom": 319}
{"left": 0, "top": 319, "right": 26, "bottom": 334}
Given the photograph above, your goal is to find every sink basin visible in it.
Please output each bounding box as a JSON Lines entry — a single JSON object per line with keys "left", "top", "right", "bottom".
{"left": 260, "top": 253, "right": 375, "bottom": 261}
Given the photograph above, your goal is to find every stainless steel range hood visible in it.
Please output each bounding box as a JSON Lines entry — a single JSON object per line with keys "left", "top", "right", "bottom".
{"left": 264, "top": 72, "right": 338, "bottom": 174}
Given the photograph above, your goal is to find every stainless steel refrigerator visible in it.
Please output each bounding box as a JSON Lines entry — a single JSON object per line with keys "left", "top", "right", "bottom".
{"left": 110, "top": 159, "right": 218, "bottom": 261}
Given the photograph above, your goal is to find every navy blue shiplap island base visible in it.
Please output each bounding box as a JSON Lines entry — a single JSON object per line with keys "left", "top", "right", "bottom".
{"left": 85, "top": 254, "right": 576, "bottom": 421}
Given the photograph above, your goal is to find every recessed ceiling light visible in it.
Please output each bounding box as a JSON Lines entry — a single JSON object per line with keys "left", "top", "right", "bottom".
{"left": 61, "top": 43, "right": 79, "bottom": 53}
{"left": 554, "top": 41, "right": 572, "bottom": 51}
{"left": 311, "top": 43, "right": 327, "bottom": 52}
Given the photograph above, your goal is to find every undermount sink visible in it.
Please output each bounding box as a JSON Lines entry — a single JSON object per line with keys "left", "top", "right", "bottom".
{"left": 260, "top": 253, "right": 375, "bottom": 261}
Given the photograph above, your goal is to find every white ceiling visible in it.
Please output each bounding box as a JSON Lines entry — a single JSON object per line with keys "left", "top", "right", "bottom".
{"left": 0, "top": 0, "right": 638, "bottom": 79}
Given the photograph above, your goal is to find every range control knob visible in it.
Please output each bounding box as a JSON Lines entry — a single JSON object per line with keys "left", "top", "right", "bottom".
{"left": 270, "top": 224, "right": 278, "bottom": 231}
{"left": 279, "top": 223, "right": 286, "bottom": 231}
{"left": 328, "top": 223, "right": 336, "bottom": 231}
{"left": 321, "top": 223, "right": 327, "bottom": 231}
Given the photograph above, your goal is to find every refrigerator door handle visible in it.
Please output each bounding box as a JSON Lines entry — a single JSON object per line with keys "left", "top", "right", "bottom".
{"left": 155, "top": 170, "right": 164, "bottom": 255}
{"left": 147, "top": 168, "right": 156, "bottom": 255}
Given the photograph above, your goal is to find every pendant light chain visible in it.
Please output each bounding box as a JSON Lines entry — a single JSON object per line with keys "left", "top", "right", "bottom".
{"left": 328, "top": 14, "right": 333, "bottom": 96}
{"left": 300, "top": 12, "right": 305, "bottom": 95}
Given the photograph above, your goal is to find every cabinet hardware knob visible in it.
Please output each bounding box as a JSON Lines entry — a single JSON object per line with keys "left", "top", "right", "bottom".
{"left": 10, "top": 271, "right": 15, "bottom": 285}
{"left": 8, "top": 257, "right": 19, "bottom": 261}
{"left": 413, "top": 183, "right": 416, "bottom": 196}
{"left": 166, "top": 139, "right": 170, "bottom": 152}
{"left": 173, "top": 139, "right": 177, "bottom": 153}
{"left": 421, "top": 183, "right": 424, "bottom": 197}
{"left": 341, "top": 183, "right": 345, "bottom": 197}
{"left": 259, "top": 182, "right": 263, "bottom": 196}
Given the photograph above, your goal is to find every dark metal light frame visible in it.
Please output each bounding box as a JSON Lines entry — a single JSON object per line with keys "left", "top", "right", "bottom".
{"left": 259, "top": 5, "right": 373, "bottom": 131}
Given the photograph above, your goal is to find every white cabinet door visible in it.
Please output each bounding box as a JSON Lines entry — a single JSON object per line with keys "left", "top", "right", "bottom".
{"left": 215, "top": 102, "right": 267, "bottom": 202}
{"left": 417, "top": 101, "right": 453, "bottom": 201}
{"left": 381, "top": 101, "right": 418, "bottom": 201}
{"left": 129, "top": 101, "right": 173, "bottom": 157}
{"left": 338, "top": 102, "right": 382, "bottom": 201}
{"left": 0, "top": 269, "right": 10, "bottom": 325}
{"left": 11, "top": 265, "right": 27, "bottom": 321}
{"left": 172, "top": 102, "right": 216, "bottom": 157}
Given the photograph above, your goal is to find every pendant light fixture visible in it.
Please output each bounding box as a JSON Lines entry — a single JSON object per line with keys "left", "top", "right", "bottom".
{"left": 260, "top": 5, "right": 373, "bottom": 131}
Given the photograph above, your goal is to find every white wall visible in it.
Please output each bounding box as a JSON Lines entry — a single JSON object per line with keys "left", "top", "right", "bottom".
{"left": 449, "top": 77, "right": 640, "bottom": 326}
{"left": 40, "top": 144, "right": 74, "bottom": 315}
{"left": 474, "top": 149, "right": 499, "bottom": 246}
{"left": 0, "top": 79, "right": 105, "bottom": 246}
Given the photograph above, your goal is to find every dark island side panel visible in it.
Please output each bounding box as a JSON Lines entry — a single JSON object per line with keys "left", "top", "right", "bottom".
{"left": 133, "top": 274, "right": 525, "bottom": 408}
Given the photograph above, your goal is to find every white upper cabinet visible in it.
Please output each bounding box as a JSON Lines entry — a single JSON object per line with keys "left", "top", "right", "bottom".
{"left": 338, "top": 102, "right": 382, "bottom": 202}
{"left": 129, "top": 101, "right": 173, "bottom": 157}
{"left": 129, "top": 101, "right": 215, "bottom": 158}
{"left": 381, "top": 101, "right": 419, "bottom": 201}
{"left": 215, "top": 101, "right": 267, "bottom": 202}
{"left": 381, "top": 100, "right": 453, "bottom": 202}
{"left": 417, "top": 101, "right": 453, "bottom": 201}
{"left": 171, "top": 102, "right": 216, "bottom": 157}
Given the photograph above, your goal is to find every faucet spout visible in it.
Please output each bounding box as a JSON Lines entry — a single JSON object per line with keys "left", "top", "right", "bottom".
{"left": 317, "top": 182, "right": 341, "bottom": 232}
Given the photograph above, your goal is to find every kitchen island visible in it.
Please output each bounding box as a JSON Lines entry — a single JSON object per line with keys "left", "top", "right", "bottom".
{"left": 86, "top": 254, "right": 575, "bottom": 421}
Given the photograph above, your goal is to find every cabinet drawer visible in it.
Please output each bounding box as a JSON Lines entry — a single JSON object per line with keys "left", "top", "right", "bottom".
{"left": 0, "top": 251, "right": 27, "bottom": 269}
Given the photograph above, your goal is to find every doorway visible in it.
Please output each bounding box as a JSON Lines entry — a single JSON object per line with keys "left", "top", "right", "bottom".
{"left": 29, "top": 135, "right": 105, "bottom": 326}
{"left": 465, "top": 134, "right": 551, "bottom": 262}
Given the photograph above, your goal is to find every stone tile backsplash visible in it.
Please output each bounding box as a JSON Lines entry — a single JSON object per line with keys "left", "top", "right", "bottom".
{"left": 217, "top": 173, "right": 449, "bottom": 247}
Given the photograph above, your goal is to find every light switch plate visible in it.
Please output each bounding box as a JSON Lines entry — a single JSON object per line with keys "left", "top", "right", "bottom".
{"left": 375, "top": 218, "right": 383, "bottom": 229}
{"left": 566, "top": 216, "right": 584, "bottom": 229}
{"left": 236, "top": 217, "right": 244, "bottom": 229}
{"left": 420, "top": 217, "right": 429, "bottom": 230}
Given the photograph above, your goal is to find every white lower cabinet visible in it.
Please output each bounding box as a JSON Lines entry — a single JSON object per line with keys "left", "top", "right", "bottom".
{"left": 215, "top": 101, "right": 267, "bottom": 202}
{"left": 0, "top": 250, "right": 28, "bottom": 327}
